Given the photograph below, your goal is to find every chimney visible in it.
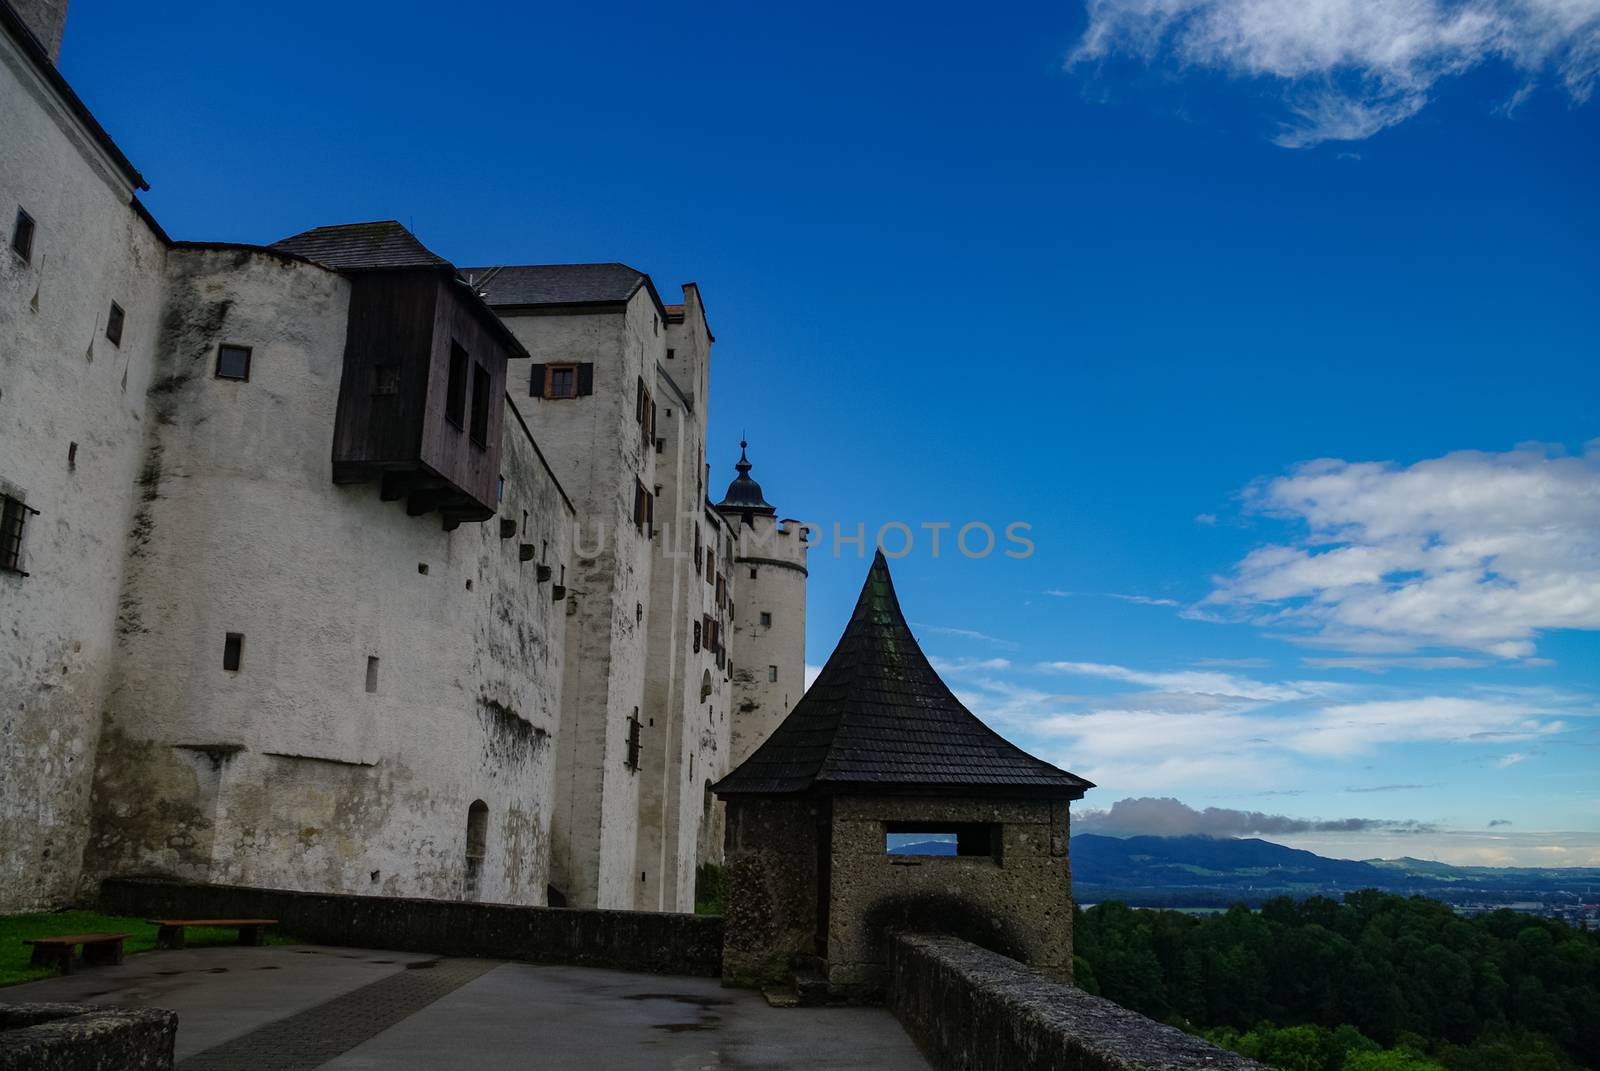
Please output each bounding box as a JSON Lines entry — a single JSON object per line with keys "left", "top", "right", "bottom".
{"left": 12, "top": 0, "right": 68, "bottom": 63}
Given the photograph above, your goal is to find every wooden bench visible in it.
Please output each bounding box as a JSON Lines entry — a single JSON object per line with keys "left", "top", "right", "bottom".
{"left": 146, "top": 918, "right": 278, "bottom": 950}
{"left": 24, "top": 932, "right": 128, "bottom": 974}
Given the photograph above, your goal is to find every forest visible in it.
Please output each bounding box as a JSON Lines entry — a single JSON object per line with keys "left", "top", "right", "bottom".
{"left": 1072, "top": 892, "right": 1600, "bottom": 1070}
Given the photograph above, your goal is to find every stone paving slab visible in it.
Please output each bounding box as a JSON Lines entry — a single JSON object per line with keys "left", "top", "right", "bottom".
{"left": 323, "top": 962, "right": 931, "bottom": 1070}
{"left": 0, "top": 944, "right": 435, "bottom": 1060}
{"left": 179, "top": 957, "right": 497, "bottom": 1070}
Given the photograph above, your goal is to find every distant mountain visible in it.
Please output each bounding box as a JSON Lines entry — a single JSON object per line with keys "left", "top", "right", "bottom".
{"left": 1070, "top": 833, "right": 1600, "bottom": 908}
{"left": 888, "top": 840, "right": 957, "bottom": 856}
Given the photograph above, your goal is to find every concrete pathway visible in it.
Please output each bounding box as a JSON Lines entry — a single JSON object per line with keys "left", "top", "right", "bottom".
{"left": 1, "top": 947, "right": 930, "bottom": 1070}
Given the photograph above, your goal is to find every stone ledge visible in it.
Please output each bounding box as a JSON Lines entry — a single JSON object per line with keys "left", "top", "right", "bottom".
{"left": 887, "top": 933, "right": 1267, "bottom": 1071}
{"left": 0, "top": 1003, "right": 176, "bottom": 1070}
{"left": 98, "top": 877, "right": 723, "bottom": 977}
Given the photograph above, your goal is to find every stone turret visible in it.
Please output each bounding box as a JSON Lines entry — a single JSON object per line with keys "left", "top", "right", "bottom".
{"left": 715, "top": 441, "right": 807, "bottom": 769}
{"left": 714, "top": 552, "right": 1092, "bottom": 1000}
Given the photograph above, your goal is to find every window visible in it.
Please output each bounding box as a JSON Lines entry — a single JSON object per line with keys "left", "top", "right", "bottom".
{"left": 633, "top": 482, "right": 653, "bottom": 533}
{"left": 469, "top": 362, "right": 491, "bottom": 447}
{"left": 666, "top": 348, "right": 675, "bottom": 360}
{"left": 547, "top": 364, "right": 576, "bottom": 398}
{"left": 445, "top": 342, "right": 469, "bottom": 428}
{"left": 759, "top": 611, "right": 772, "bottom": 628}
{"left": 223, "top": 632, "right": 244, "bottom": 672}
{"left": 215, "top": 344, "right": 252, "bottom": 381}
{"left": 694, "top": 529, "right": 702, "bottom": 574}
{"left": 372, "top": 364, "right": 400, "bottom": 396}
{"left": 749, "top": 567, "right": 758, "bottom": 580}
{"left": 625, "top": 709, "right": 643, "bottom": 772}
{"left": 1, "top": 493, "right": 35, "bottom": 575}
{"left": 715, "top": 575, "right": 725, "bottom": 608}
{"left": 105, "top": 302, "right": 125, "bottom": 346}
{"left": 767, "top": 665, "right": 778, "bottom": 683}
{"left": 365, "top": 656, "right": 380, "bottom": 693}
{"left": 705, "top": 549, "right": 714, "bottom": 581}
{"left": 693, "top": 620, "right": 701, "bottom": 652}
{"left": 885, "top": 822, "right": 997, "bottom": 859}
{"left": 10, "top": 208, "right": 34, "bottom": 262}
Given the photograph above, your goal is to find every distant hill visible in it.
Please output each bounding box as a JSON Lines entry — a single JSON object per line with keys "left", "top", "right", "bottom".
{"left": 887, "top": 839, "right": 957, "bottom": 856}
{"left": 1070, "top": 833, "right": 1600, "bottom": 908}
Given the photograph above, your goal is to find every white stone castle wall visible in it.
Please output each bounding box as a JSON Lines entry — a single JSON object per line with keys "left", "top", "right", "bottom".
{"left": 728, "top": 518, "right": 809, "bottom": 770}
{"left": 0, "top": 28, "right": 167, "bottom": 911}
{"left": 84, "top": 246, "right": 573, "bottom": 905}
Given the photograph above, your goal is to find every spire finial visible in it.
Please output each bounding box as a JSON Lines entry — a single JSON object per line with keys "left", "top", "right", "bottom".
{"left": 737, "top": 436, "right": 751, "bottom": 473}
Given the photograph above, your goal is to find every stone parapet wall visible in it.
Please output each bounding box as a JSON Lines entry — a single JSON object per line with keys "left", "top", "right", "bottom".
{"left": 98, "top": 878, "right": 723, "bottom": 977}
{"left": 887, "top": 933, "right": 1267, "bottom": 1071}
{"left": 0, "top": 1003, "right": 175, "bottom": 1070}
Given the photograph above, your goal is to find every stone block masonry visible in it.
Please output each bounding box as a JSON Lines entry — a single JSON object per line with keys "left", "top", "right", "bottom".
{"left": 98, "top": 877, "right": 724, "bottom": 977}
{"left": 0, "top": 1002, "right": 176, "bottom": 1070}
{"left": 887, "top": 934, "right": 1267, "bottom": 1071}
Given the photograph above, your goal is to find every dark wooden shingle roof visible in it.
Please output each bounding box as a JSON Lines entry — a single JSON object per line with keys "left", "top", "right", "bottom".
{"left": 272, "top": 221, "right": 453, "bottom": 271}
{"left": 458, "top": 263, "right": 668, "bottom": 321}
{"left": 714, "top": 552, "right": 1093, "bottom": 800}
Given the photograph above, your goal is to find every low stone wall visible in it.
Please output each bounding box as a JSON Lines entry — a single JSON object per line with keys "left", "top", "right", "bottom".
{"left": 99, "top": 878, "right": 723, "bottom": 977}
{"left": 888, "top": 934, "right": 1267, "bottom": 1071}
{"left": 0, "top": 1003, "right": 176, "bottom": 1070}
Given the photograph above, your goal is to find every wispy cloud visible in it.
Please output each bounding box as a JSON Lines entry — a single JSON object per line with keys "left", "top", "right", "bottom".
{"left": 1497, "top": 751, "right": 1531, "bottom": 767}
{"left": 912, "top": 623, "right": 1018, "bottom": 649}
{"left": 929, "top": 656, "right": 1014, "bottom": 673}
{"left": 1069, "top": 0, "right": 1600, "bottom": 146}
{"left": 1345, "top": 783, "right": 1432, "bottom": 793}
{"left": 1303, "top": 656, "right": 1492, "bottom": 671}
{"left": 1204, "top": 443, "right": 1600, "bottom": 658}
{"left": 1108, "top": 593, "right": 1183, "bottom": 607}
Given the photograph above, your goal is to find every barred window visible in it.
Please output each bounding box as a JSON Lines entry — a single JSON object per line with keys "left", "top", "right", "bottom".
{"left": 1, "top": 493, "right": 36, "bottom": 575}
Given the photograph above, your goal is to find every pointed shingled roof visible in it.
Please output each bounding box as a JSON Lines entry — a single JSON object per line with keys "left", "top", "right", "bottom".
{"left": 714, "top": 552, "right": 1093, "bottom": 800}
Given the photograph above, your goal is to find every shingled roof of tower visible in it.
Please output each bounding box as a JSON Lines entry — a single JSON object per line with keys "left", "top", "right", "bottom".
{"left": 456, "top": 263, "right": 665, "bottom": 316}
{"left": 714, "top": 551, "right": 1093, "bottom": 800}
{"left": 272, "top": 221, "right": 454, "bottom": 271}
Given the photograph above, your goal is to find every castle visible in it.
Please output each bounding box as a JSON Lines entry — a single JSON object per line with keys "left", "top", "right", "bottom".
{"left": 0, "top": 0, "right": 807, "bottom": 915}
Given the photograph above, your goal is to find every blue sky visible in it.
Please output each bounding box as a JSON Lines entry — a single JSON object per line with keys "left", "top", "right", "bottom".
{"left": 60, "top": 0, "right": 1599, "bottom": 864}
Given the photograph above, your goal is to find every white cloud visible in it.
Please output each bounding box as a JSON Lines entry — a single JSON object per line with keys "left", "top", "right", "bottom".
{"left": 1070, "top": 0, "right": 1600, "bottom": 145}
{"left": 1038, "top": 659, "right": 1321, "bottom": 701}
{"left": 1205, "top": 443, "right": 1600, "bottom": 658}
{"left": 929, "top": 656, "right": 1014, "bottom": 673}
{"left": 1302, "top": 655, "right": 1491, "bottom": 671}
{"left": 912, "top": 623, "right": 1018, "bottom": 648}
{"left": 1045, "top": 589, "right": 1075, "bottom": 598}
{"left": 1108, "top": 593, "right": 1183, "bottom": 607}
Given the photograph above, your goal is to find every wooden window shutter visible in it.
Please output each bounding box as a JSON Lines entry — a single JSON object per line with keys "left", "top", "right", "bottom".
{"left": 528, "top": 363, "right": 545, "bottom": 396}
{"left": 636, "top": 377, "right": 645, "bottom": 422}
{"left": 577, "top": 364, "right": 595, "bottom": 396}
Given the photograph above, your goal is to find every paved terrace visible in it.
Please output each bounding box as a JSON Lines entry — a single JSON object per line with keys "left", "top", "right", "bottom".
{"left": 1, "top": 944, "right": 930, "bottom": 1070}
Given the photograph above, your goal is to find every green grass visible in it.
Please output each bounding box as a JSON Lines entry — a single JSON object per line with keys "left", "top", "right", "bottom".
{"left": 0, "top": 910, "right": 296, "bottom": 986}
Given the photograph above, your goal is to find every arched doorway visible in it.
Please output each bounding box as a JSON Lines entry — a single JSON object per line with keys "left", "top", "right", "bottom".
{"left": 464, "top": 799, "right": 488, "bottom": 901}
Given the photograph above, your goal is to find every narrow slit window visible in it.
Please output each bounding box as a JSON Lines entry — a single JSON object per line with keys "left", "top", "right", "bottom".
{"left": 885, "top": 822, "right": 997, "bottom": 859}
{"left": 469, "top": 362, "right": 491, "bottom": 448}
{"left": 767, "top": 665, "right": 778, "bottom": 683}
{"left": 365, "top": 656, "right": 380, "bottom": 693}
{"left": 445, "top": 342, "right": 469, "bottom": 428}
{"left": 105, "top": 302, "right": 125, "bottom": 346}
{"left": 223, "top": 632, "right": 244, "bottom": 672}
{"left": 759, "top": 611, "right": 772, "bottom": 628}
{"left": 11, "top": 208, "right": 34, "bottom": 262}
{"left": 216, "top": 344, "right": 252, "bottom": 381}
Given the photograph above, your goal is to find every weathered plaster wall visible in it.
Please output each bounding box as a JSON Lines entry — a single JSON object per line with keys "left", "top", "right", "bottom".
{"left": 637, "top": 309, "right": 727, "bottom": 911}
{"left": 85, "top": 246, "right": 572, "bottom": 905}
{"left": 499, "top": 294, "right": 657, "bottom": 909}
{"left": 8, "top": 0, "right": 67, "bottom": 63}
{"left": 727, "top": 516, "right": 807, "bottom": 769}
{"left": 0, "top": 27, "right": 166, "bottom": 911}
{"left": 827, "top": 795, "right": 1073, "bottom": 996}
{"left": 721, "top": 797, "right": 822, "bottom": 989}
